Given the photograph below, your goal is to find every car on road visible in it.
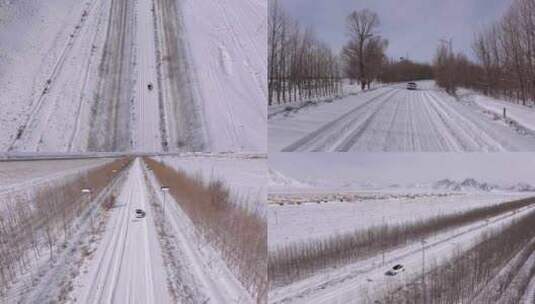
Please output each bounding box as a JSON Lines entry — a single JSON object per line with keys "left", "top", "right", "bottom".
{"left": 386, "top": 264, "right": 405, "bottom": 276}
{"left": 407, "top": 82, "right": 417, "bottom": 90}
{"left": 135, "top": 209, "right": 146, "bottom": 218}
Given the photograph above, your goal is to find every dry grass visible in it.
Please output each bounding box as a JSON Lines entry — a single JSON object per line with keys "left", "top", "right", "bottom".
{"left": 269, "top": 196, "right": 535, "bottom": 287}
{"left": 144, "top": 157, "right": 267, "bottom": 303}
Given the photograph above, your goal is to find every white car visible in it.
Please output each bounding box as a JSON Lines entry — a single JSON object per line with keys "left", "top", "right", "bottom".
{"left": 386, "top": 264, "right": 405, "bottom": 276}
{"left": 407, "top": 82, "right": 417, "bottom": 90}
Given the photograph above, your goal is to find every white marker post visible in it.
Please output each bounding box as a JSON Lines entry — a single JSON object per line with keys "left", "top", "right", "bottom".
{"left": 161, "top": 186, "right": 170, "bottom": 225}
{"left": 81, "top": 188, "right": 93, "bottom": 233}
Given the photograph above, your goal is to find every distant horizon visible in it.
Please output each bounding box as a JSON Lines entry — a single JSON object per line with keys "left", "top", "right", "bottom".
{"left": 278, "top": 0, "right": 513, "bottom": 63}
{"left": 269, "top": 153, "right": 535, "bottom": 186}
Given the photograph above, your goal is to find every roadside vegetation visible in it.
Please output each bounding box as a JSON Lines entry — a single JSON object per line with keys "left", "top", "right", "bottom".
{"left": 433, "top": 0, "right": 535, "bottom": 103}
{"left": 268, "top": 2, "right": 434, "bottom": 107}
{"left": 268, "top": 0, "right": 342, "bottom": 106}
{"left": 0, "top": 158, "right": 130, "bottom": 297}
{"left": 376, "top": 208, "right": 535, "bottom": 304}
{"left": 269, "top": 196, "right": 535, "bottom": 287}
{"left": 144, "top": 158, "right": 267, "bottom": 302}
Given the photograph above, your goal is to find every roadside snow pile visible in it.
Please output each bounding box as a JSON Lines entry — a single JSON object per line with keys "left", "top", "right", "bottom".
{"left": 471, "top": 94, "right": 535, "bottom": 133}
{"left": 432, "top": 178, "right": 535, "bottom": 193}
{"left": 269, "top": 169, "right": 310, "bottom": 189}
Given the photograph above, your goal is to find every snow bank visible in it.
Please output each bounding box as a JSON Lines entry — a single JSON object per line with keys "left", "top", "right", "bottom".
{"left": 269, "top": 169, "right": 310, "bottom": 191}
{"left": 473, "top": 94, "right": 535, "bottom": 133}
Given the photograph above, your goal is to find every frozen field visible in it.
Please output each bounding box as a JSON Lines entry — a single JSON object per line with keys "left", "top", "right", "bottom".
{"left": 0, "top": 157, "right": 114, "bottom": 193}
{"left": 0, "top": 0, "right": 265, "bottom": 152}
{"left": 269, "top": 81, "right": 535, "bottom": 152}
{"left": 268, "top": 191, "right": 533, "bottom": 249}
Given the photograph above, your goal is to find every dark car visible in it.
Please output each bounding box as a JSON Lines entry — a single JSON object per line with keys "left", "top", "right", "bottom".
{"left": 386, "top": 264, "right": 405, "bottom": 276}
{"left": 407, "top": 82, "right": 417, "bottom": 90}
{"left": 135, "top": 209, "right": 146, "bottom": 218}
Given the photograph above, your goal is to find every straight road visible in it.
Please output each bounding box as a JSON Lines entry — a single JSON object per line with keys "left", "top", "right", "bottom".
{"left": 73, "top": 158, "right": 171, "bottom": 304}
{"left": 270, "top": 84, "right": 535, "bottom": 152}
{"left": 5, "top": 0, "right": 205, "bottom": 152}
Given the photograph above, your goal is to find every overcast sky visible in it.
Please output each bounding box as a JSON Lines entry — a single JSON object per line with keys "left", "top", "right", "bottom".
{"left": 278, "top": 0, "right": 513, "bottom": 63}
{"left": 270, "top": 153, "right": 535, "bottom": 186}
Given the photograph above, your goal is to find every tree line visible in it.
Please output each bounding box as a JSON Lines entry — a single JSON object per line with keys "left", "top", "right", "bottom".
{"left": 378, "top": 207, "right": 535, "bottom": 304}
{"left": 434, "top": 0, "right": 535, "bottom": 104}
{"left": 0, "top": 159, "right": 129, "bottom": 296}
{"left": 268, "top": 0, "right": 341, "bottom": 106}
{"left": 268, "top": 3, "right": 437, "bottom": 106}
{"left": 269, "top": 196, "right": 535, "bottom": 288}
{"left": 144, "top": 158, "right": 267, "bottom": 302}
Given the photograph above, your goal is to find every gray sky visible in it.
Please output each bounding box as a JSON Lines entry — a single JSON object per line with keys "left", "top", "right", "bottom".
{"left": 270, "top": 153, "right": 535, "bottom": 186}
{"left": 278, "top": 0, "right": 513, "bottom": 63}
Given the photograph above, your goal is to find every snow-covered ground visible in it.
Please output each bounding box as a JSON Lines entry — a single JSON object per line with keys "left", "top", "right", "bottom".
{"left": 268, "top": 79, "right": 371, "bottom": 118}
{"left": 268, "top": 154, "right": 535, "bottom": 302}
{"left": 268, "top": 191, "right": 533, "bottom": 249}
{"left": 463, "top": 90, "right": 535, "bottom": 134}
{"left": 0, "top": 0, "right": 265, "bottom": 152}
{"left": 152, "top": 153, "right": 267, "bottom": 211}
{"left": 68, "top": 158, "right": 172, "bottom": 303}
{"left": 270, "top": 203, "right": 535, "bottom": 303}
{"left": 182, "top": 0, "right": 267, "bottom": 151}
{"left": 142, "top": 158, "right": 256, "bottom": 303}
{"left": 0, "top": 158, "right": 115, "bottom": 196}
{"left": 0, "top": 157, "right": 260, "bottom": 303}
{"left": 269, "top": 81, "right": 535, "bottom": 151}
{"left": 0, "top": 158, "right": 129, "bottom": 304}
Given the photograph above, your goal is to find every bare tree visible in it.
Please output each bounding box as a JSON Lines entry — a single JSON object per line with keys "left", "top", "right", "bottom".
{"left": 343, "top": 9, "right": 385, "bottom": 90}
{"left": 268, "top": 1, "right": 341, "bottom": 106}
{"left": 469, "top": 0, "right": 535, "bottom": 104}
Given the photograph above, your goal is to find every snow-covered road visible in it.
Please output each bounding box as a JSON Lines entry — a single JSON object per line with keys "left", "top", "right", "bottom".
{"left": 270, "top": 199, "right": 535, "bottom": 303}
{"left": 143, "top": 157, "right": 256, "bottom": 303}
{"left": 65, "top": 157, "right": 255, "bottom": 303}
{"left": 269, "top": 84, "right": 535, "bottom": 152}
{"left": 1, "top": 0, "right": 265, "bottom": 152}
{"left": 71, "top": 158, "right": 171, "bottom": 303}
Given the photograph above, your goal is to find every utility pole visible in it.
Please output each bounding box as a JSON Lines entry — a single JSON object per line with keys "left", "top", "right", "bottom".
{"left": 382, "top": 215, "right": 386, "bottom": 266}
{"left": 421, "top": 239, "right": 427, "bottom": 304}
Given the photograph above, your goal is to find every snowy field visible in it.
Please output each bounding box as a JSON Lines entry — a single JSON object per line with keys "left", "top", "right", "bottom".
{"left": 0, "top": 0, "right": 265, "bottom": 152}
{"left": 152, "top": 153, "right": 267, "bottom": 211}
{"left": 0, "top": 157, "right": 114, "bottom": 193}
{"left": 268, "top": 80, "right": 535, "bottom": 152}
{"left": 268, "top": 191, "right": 534, "bottom": 249}
{"left": 268, "top": 154, "right": 535, "bottom": 303}
{"left": 183, "top": 0, "right": 267, "bottom": 151}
